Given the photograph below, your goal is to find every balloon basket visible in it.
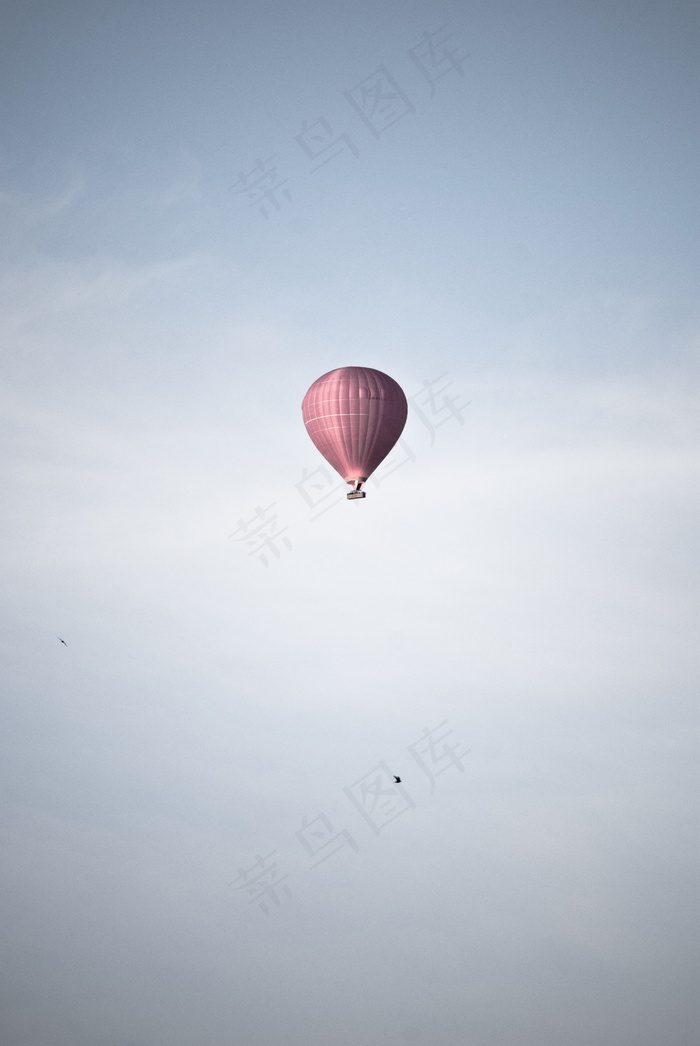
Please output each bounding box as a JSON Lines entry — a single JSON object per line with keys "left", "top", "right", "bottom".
{"left": 347, "top": 491, "right": 366, "bottom": 499}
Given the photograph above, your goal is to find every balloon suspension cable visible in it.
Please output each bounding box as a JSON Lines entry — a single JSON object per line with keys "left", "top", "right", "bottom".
{"left": 347, "top": 480, "right": 366, "bottom": 500}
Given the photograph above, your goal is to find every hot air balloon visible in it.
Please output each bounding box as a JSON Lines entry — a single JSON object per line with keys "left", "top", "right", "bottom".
{"left": 301, "top": 367, "right": 408, "bottom": 499}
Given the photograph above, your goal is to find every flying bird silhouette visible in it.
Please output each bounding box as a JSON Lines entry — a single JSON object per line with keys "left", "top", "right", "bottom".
{"left": 57, "top": 638, "right": 67, "bottom": 646}
{"left": 394, "top": 775, "right": 401, "bottom": 784}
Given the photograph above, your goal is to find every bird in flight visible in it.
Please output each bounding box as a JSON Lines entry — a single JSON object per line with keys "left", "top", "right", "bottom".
{"left": 394, "top": 775, "right": 401, "bottom": 784}
{"left": 57, "top": 637, "right": 67, "bottom": 646}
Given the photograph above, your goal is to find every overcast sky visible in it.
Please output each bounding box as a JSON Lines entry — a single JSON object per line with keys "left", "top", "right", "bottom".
{"left": 1, "top": 2, "right": 699, "bottom": 1044}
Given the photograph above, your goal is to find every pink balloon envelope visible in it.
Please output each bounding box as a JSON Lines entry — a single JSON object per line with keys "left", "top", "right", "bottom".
{"left": 302, "top": 366, "right": 408, "bottom": 499}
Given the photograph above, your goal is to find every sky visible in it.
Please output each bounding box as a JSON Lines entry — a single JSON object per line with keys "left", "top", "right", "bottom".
{"left": 1, "top": 1, "right": 698, "bottom": 1044}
